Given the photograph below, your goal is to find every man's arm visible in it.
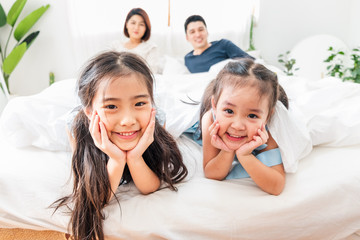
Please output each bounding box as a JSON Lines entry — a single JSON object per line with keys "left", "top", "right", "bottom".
{"left": 224, "top": 39, "right": 255, "bottom": 60}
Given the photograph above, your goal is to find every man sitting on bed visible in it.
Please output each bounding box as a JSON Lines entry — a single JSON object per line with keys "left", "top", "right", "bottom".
{"left": 184, "top": 15, "right": 255, "bottom": 73}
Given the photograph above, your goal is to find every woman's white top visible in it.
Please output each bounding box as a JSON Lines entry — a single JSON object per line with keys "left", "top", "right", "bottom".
{"left": 110, "top": 40, "right": 162, "bottom": 74}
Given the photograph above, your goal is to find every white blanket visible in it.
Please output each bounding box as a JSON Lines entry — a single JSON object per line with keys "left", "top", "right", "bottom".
{"left": 1, "top": 61, "right": 360, "bottom": 239}
{"left": 1, "top": 134, "right": 360, "bottom": 240}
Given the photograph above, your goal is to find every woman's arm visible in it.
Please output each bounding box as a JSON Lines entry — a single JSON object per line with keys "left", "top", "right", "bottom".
{"left": 236, "top": 135, "right": 286, "bottom": 195}
{"left": 66, "top": 126, "right": 76, "bottom": 151}
{"left": 202, "top": 111, "right": 235, "bottom": 180}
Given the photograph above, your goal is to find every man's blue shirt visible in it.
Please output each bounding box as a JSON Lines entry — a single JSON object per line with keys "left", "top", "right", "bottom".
{"left": 184, "top": 39, "right": 254, "bottom": 73}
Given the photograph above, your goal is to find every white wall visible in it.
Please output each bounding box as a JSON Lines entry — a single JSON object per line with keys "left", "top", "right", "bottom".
{"left": 1, "top": 0, "right": 359, "bottom": 114}
{"left": 255, "top": 0, "right": 359, "bottom": 66}
{"left": 348, "top": 0, "right": 360, "bottom": 48}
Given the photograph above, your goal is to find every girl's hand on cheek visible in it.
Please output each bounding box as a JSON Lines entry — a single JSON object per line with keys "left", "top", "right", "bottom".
{"left": 208, "top": 120, "right": 232, "bottom": 152}
{"left": 236, "top": 124, "right": 269, "bottom": 157}
{"left": 89, "top": 111, "right": 126, "bottom": 162}
{"left": 127, "top": 108, "right": 156, "bottom": 162}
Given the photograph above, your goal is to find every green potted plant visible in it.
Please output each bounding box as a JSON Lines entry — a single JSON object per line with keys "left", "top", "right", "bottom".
{"left": 0, "top": 0, "right": 50, "bottom": 95}
{"left": 278, "top": 50, "right": 299, "bottom": 76}
{"left": 247, "top": 13, "right": 256, "bottom": 52}
{"left": 324, "top": 46, "right": 360, "bottom": 83}
{"left": 324, "top": 46, "right": 345, "bottom": 79}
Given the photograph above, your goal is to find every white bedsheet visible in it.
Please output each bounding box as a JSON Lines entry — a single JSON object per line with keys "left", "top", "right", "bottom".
{"left": 1, "top": 60, "right": 360, "bottom": 239}
{"left": 1, "top": 134, "right": 360, "bottom": 240}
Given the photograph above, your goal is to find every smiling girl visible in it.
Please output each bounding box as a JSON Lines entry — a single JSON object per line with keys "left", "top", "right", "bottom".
{"left": 200, "top": 58, "right": 288, "bottom": 195}
{"left": 54, "top": 51, "right": 187, "bottom": 240}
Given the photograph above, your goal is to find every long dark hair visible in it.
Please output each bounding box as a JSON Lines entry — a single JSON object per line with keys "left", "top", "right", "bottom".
{"left": 124, "top": 8, "right": 151, "bottom": 41}
{"left": 53, "top": 51, "right": 187, "bottom": 240}
{"left": 200, "top": 58, "right": 289, "bottom": 133}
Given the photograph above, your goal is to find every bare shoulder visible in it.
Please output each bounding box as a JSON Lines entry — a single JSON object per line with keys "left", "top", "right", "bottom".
{"left": 66, "top": 126, "right": 76, "bottom": 152}
{"left": 201, "top": 110, "right": 212, "bottom": 130}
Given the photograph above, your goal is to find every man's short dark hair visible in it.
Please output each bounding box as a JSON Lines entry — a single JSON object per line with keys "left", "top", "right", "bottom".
{"left": 184, "top": 15, "right": 207, "bottom": 33}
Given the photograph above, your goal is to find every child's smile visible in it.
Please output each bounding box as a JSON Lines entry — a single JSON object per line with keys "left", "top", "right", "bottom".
{"left": 90, "top": 74, "right": 152, "bottom": 151}
{"left": 213, "top": 84, "right": 269, "bottom": 151}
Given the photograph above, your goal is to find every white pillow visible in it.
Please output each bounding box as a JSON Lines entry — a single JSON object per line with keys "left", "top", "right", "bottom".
{"left": 162, "top": 55, "right": 190, "bottom": 75}
{"left": 0, "top": 79, "right": 78, "bottom": 151}
{"left": 208, "top": 59, "right": 233, "bottom": 74}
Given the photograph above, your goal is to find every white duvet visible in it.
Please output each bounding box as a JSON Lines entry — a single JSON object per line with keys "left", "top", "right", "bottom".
{"left": 1, "top": 135, "right": 360, "bottom": 240}
{"left": 1, "top": 61, "right": 360, "bottom": 239}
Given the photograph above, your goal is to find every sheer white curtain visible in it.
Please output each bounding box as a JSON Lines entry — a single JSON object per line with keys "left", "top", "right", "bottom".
{"left": 66, "top": 0, "right": 259, "bottom": 66}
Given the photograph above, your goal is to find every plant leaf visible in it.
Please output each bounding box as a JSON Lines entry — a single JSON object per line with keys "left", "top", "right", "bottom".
{"left": 20, "top": 31, "right": 39, "bottom": 49}
{"left": 14, "top": 4, "right": 49, "bottom": 41}
{"left": 2, "top": 42, "right": 27, "bottom": 74}
{"left": 7, "top": 0, "right": 27, "bottom": 27}
{"left": 0, "top": 3, "right": 7, "bottom": 27}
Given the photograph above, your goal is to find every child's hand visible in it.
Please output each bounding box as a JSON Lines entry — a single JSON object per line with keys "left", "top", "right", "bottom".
{"left": 236, "top": 124, "right": 269, "bottom": 157}
{"left": 208, "top": 119, "right": 232, "bottom": 152}
{"left": 127, "top": 109, "right": 156, "bottom": 162}
{"left": 89, "top": 111, "right": 126, "bottom": 162}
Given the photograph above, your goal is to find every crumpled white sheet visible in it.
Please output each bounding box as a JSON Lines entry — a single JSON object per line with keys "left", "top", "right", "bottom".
{"left": 1, "top": 134, "right": 360, "bottom": 240}
{"left": 0, "top": 78, "right": 79, "bottom": 151}
{"left": 279, "top": 76, "right": 360, "bottom": 147}
{"left": 268, "top": 101, "right": 312, "bottom": 173}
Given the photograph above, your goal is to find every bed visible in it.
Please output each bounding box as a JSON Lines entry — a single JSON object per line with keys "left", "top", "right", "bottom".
{"left": 1, "top": 52, "right": 360, "bottom": 239}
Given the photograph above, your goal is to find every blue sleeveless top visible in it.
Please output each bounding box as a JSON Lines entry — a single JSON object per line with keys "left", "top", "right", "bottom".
{"left": 226, "top": 144, "right": 282, "bottom": 179}
{"left": 183, "top": 122, "right": 282, "bottom": 179}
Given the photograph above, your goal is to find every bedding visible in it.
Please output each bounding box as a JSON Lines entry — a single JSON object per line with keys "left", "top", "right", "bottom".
{"left": 1, "top": 59, "right": 360, "bottom": 239}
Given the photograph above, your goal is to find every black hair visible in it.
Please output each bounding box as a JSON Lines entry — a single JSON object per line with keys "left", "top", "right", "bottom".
{"left": 53, "top": 51, "right": 188, "bottom": 240}
{"left": 184, "top": 15, "right": 207, "bottom": 33}
{"left": 200, "top": 58, "right": 288, "bottom": 135}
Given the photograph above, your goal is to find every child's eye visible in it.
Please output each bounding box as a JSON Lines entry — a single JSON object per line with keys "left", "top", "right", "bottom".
{"left": 224, "top": 109, "right": 234, "bottom": 114}
{"left": 248, "top": 114, "right": 258, "bottom": 119}
{"left": 105, "top": 105, "right": 117, "bottom": 110}
{"left": 135, "top": 102, "right": 146, "bottom": 107}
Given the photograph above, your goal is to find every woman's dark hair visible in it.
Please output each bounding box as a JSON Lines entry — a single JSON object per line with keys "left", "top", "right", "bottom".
{"left": 124, "top": 8, "right": 151, "bottom": 41}
{"left": 200, "top": 58, "right": 288, "bottom": 132}
{"left": 53, "top": 51, "right": 187, "bottom": 240}
{"left": 184, "top": 15, "right": 207, "bottom": 33}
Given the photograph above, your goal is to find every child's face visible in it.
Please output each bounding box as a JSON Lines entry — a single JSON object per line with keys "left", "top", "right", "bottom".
{"left": 126, "top": 14, "right": 146, "bottom": 41}
{"left": 213, "top": 85, "right": 270, "bottom": 151}
{"left": 90, "top": 74, "right": 152, "bottom": 151}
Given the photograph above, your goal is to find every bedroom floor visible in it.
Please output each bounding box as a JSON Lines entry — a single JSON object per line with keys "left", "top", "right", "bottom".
{"left": 0, "top": 228, "right": 69, "bottom": 240}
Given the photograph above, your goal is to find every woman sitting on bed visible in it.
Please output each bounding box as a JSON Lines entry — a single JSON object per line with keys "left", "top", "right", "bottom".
{"left": 109, "top": 8, "right": 162, "bottom": 74}
{"left": 200, "top": 58, "right": 288, "bottom": 195}
{"left": 53, "top": 51, "right": 188, "bottom": 240}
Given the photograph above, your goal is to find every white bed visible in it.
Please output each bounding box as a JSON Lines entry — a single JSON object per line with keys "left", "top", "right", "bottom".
{"left": 1, "top": 57, "right": 360, "bottom": 240}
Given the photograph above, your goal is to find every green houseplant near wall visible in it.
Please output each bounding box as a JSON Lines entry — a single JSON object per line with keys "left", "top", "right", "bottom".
{"left": 324, "top": 46, "right": 360, "bottom": 83}
{"left": 0, "top": 0, "right": 50, "bottom": 95}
